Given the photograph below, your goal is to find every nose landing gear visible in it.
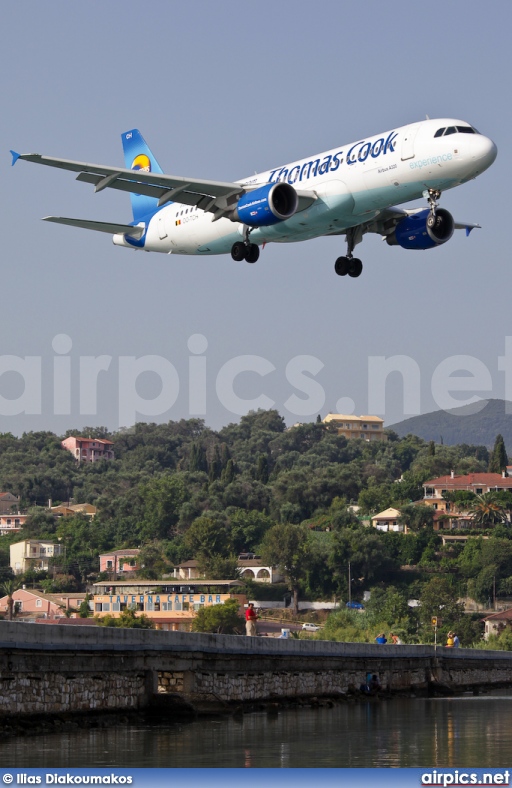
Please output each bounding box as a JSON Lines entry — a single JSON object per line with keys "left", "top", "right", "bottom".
{"left": 426, "top": 188, "right": 442, "bottom": 229}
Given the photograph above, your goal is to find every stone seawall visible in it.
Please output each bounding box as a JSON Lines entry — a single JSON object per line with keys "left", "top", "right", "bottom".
{"left": 0, "top": 621, "right": 511, "bottom": 720}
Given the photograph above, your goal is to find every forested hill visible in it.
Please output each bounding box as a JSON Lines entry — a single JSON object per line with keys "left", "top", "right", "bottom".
{"left": 0, "top": 410, "right": 500, "bottom": 557}
{"left": 389, "top": 400, "right": 512, "bottom": 448}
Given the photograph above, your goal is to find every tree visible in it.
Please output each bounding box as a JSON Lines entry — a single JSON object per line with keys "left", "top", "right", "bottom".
{"left": 96, "top": 609, "right": 155, "bottom": 628}
{"left": 139, "top": 473, "right": 188, "bottom": 540}
{"left": 260, "top": 523, "right": 311, "bottom": 615}
{"left": 418, "top": 576, "right": 465, "bottom": 642}
{"left": 183, "top": 515, "right": 232, "bottom": 558}
{"left": 489, "top": 435, "right": 508, "bottom": 475}
{"left": 78, "top": 594, "right": 91, "bottom": 618}
{"left": 227, "top": 508, "right": 274, "bottom": 553}
{"left": 397, "top": 504, "right": 434, "bottom": 532}
{"left": 0, "top": 579, "right": 21, "bottom": 620}
{"left": 192, "top": 598, "right": 244, "bottom": 634}
{"left": 468, "top": 492, "right": 508, "bottom": 528}
{"left": 137, "top": 542, "right": 171, "bottom": 579}
{"left": 197, "top": 553, "right": 240, "bottom": 580}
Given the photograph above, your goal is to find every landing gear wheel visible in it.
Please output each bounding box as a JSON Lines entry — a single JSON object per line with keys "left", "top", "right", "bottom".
{"left": 427, "top": 214, "right": 437, "bottom": 229}
{"left": 245, "top": 244, "right": 260, "bottom": 264}
{"left": 335, "top": 256, "right": 350, "bottom": 276}
{"left": 231, "top": 241, "right": 246, "bottom": 262}
{"left": 348, "top": 258, "right": 363, "bottom": 278}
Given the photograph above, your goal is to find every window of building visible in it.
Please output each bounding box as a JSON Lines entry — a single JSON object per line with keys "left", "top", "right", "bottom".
{"left": 476, "top": 488, "right": 483, "bottom": 494}
{"left": 36, "top": 599, "right": 42, "bottom": 607}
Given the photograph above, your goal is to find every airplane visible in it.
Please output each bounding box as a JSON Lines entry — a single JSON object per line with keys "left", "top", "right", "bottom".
{"left": 10, "top": 118, "right": 497, "bottom": 278}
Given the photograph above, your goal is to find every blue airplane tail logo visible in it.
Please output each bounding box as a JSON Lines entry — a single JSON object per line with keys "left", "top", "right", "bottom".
{"left": 122, "top": 129, "right": 164, "bottom": 224}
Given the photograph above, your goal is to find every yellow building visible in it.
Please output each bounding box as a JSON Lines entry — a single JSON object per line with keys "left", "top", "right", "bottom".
{"left": 322, "top": 413, "right": 386, "bottom": 441}
{"left": 92, "top": 579, "right": 247, "bottom": 631}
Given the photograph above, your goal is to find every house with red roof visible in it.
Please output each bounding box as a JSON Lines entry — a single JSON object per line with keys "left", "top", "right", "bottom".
{"left": 0, "top": 588, "right": 88, "bottom": 620}
{"left": 483, "top": 608, "right": 512, "bottom": 640}
{"left": 61, "top": 436, "right": 114, "bottom": 463}
{"left": 421, "top": 472, "right": 512, "bottom": 530}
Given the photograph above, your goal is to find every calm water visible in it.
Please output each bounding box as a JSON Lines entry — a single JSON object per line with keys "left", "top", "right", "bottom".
{"left": 2, "top": 694, "right": 512, "bottom": 768}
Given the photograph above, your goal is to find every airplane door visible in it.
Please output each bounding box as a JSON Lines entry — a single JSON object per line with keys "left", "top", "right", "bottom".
{"left": 401, "top": 124, "right": 420, "bottom": 161}
{"left": 158, "top": 214, "right": 168, "bottom": 239}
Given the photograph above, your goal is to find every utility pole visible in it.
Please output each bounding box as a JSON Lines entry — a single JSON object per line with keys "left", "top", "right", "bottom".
{"left": 348, "top": 561, "right": 351, "bottom": 606}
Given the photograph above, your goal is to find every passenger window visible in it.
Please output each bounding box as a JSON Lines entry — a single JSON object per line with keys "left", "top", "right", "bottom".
{"left": 434, "top": 128, "right": 445, "bottom": 138}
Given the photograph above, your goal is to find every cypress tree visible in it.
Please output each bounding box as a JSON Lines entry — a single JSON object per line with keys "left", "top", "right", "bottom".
{"left": 489, "top": 434, "right": 508, "bottom": 475}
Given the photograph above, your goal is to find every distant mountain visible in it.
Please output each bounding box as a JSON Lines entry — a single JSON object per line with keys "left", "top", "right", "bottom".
{"left": 388, "top": 399, "right": 512, "bottom": 448}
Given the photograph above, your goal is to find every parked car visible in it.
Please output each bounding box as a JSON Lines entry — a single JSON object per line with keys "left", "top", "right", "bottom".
{"left": 346, "top": 601, "right": 364, "bottom": 610}
{"left": 302, "top": 622, "right": 321, "bottom": 631}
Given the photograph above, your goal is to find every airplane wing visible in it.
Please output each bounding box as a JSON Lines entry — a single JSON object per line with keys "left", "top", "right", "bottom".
{"left": 10, "top": 150, "right": 317, "bottom": 220}
{"left": 351, "top": 207, "right": 481, "bottom": 241}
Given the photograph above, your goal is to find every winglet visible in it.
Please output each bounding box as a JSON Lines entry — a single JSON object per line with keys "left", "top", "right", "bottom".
{"left": 10, "top": 150, "right": 21, "bottom": 166}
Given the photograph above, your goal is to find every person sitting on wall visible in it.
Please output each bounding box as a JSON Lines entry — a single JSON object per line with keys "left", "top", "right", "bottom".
{"left": 245, "top": 603, "right": 258, "bottom": 636}
{"left": 360, "top": 674, "right": 381, "bottom": 695}
{"left": 389, "top": 632, "right": 402, "bottom": 645}
{"left": 446, "top": 632, "right": 454, "bottom": 648}
{"left": 375, "top": 633, "right": 387, "bottom": 644}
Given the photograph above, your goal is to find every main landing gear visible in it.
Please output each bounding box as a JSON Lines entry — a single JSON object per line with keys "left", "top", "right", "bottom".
{"left": 231, "top": 227, "right": 260, "bottom": 264}
{"left": 334, "top": 227, "right": 363, "bottom": 278}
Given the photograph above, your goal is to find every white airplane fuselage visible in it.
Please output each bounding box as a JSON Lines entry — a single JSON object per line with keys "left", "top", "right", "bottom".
{"left": 121, "top": 118, "right": 496, "bottom": 256}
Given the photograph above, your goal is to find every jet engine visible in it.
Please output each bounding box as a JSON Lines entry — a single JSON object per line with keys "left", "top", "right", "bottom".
{"left": 231, "top": 182, "right": 298, "bottom": 227}
{"left": 386, "top": 208, "right": 455, "bottom": 250}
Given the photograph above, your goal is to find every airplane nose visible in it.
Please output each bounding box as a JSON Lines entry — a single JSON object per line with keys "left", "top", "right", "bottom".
{"left": 473, "top": 135, "right": 498, "bottom": 168}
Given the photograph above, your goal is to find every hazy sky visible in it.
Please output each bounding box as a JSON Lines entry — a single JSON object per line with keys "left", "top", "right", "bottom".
{"left": 1, "top": 0, "right": 511, "bottom": 436}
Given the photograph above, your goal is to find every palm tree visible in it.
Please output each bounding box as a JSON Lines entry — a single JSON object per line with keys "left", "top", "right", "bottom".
{"left": 468, "top": 492, "right": 508, "bottom": 528}
{"left": 0, "top": 579, "right": 21, "bottom": 621}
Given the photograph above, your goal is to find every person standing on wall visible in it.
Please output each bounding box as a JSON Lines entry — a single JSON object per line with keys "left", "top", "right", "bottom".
{"left": 245, "top": 603, "right": 258, "bottom": 636}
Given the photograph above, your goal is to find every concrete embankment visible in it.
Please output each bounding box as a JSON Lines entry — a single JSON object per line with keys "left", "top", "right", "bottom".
{"left": 0, "top": 621, "right": 511, "bottom": 725}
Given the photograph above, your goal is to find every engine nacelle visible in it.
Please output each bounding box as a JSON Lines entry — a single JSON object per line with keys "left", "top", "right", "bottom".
{"left": 386, "top": 208, "right": 455, "bottom": 250}
{"left": 231, "top": 182, "right": 298, "bottom": 227}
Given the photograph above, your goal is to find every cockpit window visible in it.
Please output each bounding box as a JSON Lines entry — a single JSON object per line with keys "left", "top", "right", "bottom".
{"left": 435, "top": 125, "right": 478, "bottom": 138}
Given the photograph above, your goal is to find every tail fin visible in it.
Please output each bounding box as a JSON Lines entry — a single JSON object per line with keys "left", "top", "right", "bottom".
{"left": 122, "top": 129, "right": 164, "bottom": 223}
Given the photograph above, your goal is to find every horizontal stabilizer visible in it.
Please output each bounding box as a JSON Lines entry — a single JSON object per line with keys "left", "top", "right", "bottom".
{"left": 42, "top": 216, "right": 144, "bottom": 237}
{"left": 454, "top": 221, "right": 481, "bottom": 235}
